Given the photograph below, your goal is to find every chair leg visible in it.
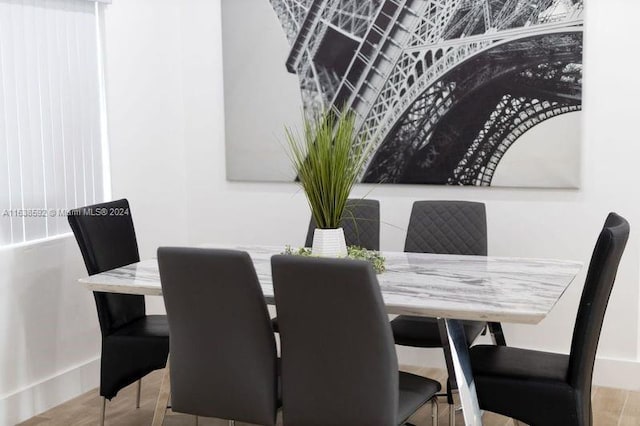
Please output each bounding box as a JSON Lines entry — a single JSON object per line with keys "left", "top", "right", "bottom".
{"left": 229, "top": 421, "right": 235, "bottom": 426}
{"left": 136, "top": 379, "right": 142, "bottom": 408}
{"left": 431, "top": 398, "right": 439, "bottom": 426}
{"left": 195, "top": 416, "right": 199, "bottom": 425}
{"left": 100, "top": 397, "right": 106, "bottom": 426}
{"left": 152, "top": 357, "right": 171, "bottom": 426}
{"left": 446, "top": 381, "right": 461, "bottom": 426}
{"left": 449, "top": 402, "right": 455, "bottom": 426}
{"left": 447, "top": 384, "right": 456, "bottom": 426}
{"left": 488, "top": 322, "right": 507, "bottom": 346}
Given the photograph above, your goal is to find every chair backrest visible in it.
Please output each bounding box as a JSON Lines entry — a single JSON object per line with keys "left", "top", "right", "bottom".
{"left": 305, "top": 199, "right": 380, "bottom": 250}
{"left": 404, "top": 200, "right": 487, "bottom": 255}
{"left": 158, "top": 248, "right": 278, "bottom": 426}
{"left": 272, "top": 255, "right": 398, "bottom": 426}
{"left": 568, "top": 213, "right": 629, "bottom": 417}
{"left": 68, "top": 199, "right": 145, "bottom": 336}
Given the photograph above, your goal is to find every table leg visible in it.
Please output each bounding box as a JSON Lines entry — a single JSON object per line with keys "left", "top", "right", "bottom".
{"left": 438, "top": 318, "right": 482, "bottom": 426}
{"left": 152, "top": 357, "right": 171, "bottom": 426}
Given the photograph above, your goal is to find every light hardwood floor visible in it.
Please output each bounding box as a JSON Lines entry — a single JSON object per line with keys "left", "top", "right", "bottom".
{"left": 19, "top": 366, "right": 640, "bottom": 426}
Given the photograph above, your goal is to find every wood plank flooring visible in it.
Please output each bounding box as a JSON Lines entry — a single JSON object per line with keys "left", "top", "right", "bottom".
{"left": 19, "top": 366, "right": 640, "bottom": 426}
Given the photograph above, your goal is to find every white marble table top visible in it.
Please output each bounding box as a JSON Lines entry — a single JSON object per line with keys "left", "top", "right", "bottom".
{"left": 79, "top": 245, "right": 583, "bottom": 324}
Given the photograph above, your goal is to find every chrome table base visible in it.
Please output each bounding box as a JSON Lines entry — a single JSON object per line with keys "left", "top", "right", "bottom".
{"left": 439, "top": 318, "right": 483, "bottom": 425}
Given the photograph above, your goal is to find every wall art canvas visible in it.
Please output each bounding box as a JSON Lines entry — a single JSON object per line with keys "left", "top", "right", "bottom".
{"left": 222, "top": 0, "right": 583, "bottom": 187}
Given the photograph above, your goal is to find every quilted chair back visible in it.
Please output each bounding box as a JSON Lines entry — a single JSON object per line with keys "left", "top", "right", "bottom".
{"left": 404, "top": 201, "right": 487, "bottom": 255}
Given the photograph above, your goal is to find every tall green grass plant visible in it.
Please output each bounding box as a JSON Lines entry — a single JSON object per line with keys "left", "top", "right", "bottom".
{"left": 285, "top": 109, "right": 371, "bottom": 229}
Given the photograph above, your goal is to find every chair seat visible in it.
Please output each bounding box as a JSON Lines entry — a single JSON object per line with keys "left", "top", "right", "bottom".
{"left": 470, "top": 345, "right": 578, "bottom": 425}
{"left": 391, "top": 315, "right": 485, "bottom": 347}
{"left": 111, "top": 315, "right": 170, "bottom": 338}
{"left": 398, "top": 371, "right": 441, "bottom": 424}
{"left": 471, "top": 345, "right": 569, "bottom": 382}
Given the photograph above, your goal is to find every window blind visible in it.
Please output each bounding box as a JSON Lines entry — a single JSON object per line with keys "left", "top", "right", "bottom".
{"left": 0, "top": 0, "right": 108, "bottom": 246}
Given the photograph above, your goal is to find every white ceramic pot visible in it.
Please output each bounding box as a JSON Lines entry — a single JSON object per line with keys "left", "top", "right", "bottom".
{"left": 311, "top": 227, "right": 348, "bottom": 257}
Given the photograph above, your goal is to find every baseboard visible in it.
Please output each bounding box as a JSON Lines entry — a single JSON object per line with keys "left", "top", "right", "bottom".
{"left": 0, "top": 357, "right": 100, "bottom": 426}
{"left": 397, "top": 345, "right": 449, "bottom": 370}
{"left": 398, "top": 346, "right": 640, "bottom": 391}
{"left": 593, "top": 356, "right": 640, "bottom": 391}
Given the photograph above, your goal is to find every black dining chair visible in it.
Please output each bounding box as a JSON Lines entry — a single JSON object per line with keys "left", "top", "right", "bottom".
{"left": 390, "top": 201, "right": 503, "bottom": 423}
{"left": 68, "top": 199, "right": 169, "bottom": 426}
{"left": 469, "top": 213, "right": 629, "bottom": 426}
{"left": 272, "top": 255, "right": 441, "bottom": 426}
{"left": 158, "top": 248, "right": 278, "bottom": 426}
{"left": 304, "top": 198, "right": 380, "bottom": 250}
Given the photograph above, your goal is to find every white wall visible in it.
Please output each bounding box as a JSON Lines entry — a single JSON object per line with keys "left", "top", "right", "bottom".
{"left": 179, "top": 0, "right": 640, "bottom": 388}
{"left": 101, "top": 0, "right": 190, "bottom": 312}
{"left": 0, "top": 236, "right": 100, "bottom": 426}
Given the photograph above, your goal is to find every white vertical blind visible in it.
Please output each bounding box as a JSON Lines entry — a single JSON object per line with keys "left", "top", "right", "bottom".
{"left": 0, "top": 0, "right": 107, "bottom": 245}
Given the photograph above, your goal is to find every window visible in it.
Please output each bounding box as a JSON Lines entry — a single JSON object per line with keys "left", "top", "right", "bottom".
{"left": 0, "top": 0, "right": 109, "bottom": 246}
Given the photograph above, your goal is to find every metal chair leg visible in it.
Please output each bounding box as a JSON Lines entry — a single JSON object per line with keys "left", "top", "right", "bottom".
{"left": 100, "top": 397, "right": 106, "bottom": 426}
{"left": 488, "top": 322, "right": 507, "bottom": 346}
{"left": 136, "top": 379, "right": 142, "bottom": 408}
{"left": 449, "top": 402, "right": 455, "bottom": 426}
{"left": 229, "top": 421, "right": 235, "bottom": 426}
{"left": 432, "top": 398, "right": 439, "bottom": 426}
{"left": 195, "top": 415, "right": 199, "bottom": 425}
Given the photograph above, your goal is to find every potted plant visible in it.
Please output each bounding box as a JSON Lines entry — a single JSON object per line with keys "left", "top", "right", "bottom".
{"left": 285, "top": 108, "right": 371, "bottom": 257}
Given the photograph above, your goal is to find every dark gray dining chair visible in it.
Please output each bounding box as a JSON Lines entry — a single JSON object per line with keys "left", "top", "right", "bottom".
{"left": 68, "top": 199, "right": 169, "bottom": 426}
{"left": 272, "top": 255, "right": 441, "bottom": 426}
{"left": 272, "top": 198, "right": 380, "bottom": 333}
{"left": 470, "top": 213, "right": 630, "bottom": 425}
{"left": 390, "top": 200, "right": 502, "bottom": 423}
{"left": 158, "top": 248, "right": 278, "bottom": 426}
{"left": 392, "top": 201, "right": 495, "bottom": 348}
{"left": 304, "top": 198, "right": 380, "bottom": 250}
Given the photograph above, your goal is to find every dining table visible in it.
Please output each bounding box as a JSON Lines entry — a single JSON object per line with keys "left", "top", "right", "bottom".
{"left": 79, "top": 245, "right": 583, "bottom": 426}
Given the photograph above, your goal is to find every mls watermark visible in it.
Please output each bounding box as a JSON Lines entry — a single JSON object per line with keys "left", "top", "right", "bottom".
{"left": 2, "top": 207, "right": 130, "bottom": 218}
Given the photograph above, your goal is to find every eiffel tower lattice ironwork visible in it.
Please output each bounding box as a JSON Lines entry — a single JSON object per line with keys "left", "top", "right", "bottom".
{"left": 268, "top": 0, "right": 584, "bottom": 185}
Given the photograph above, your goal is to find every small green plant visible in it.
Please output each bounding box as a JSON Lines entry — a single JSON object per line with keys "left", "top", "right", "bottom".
{"left": 283, "top": 246, "right": 313, "bottom": 256}
{"left": 285, "top": 108, "right": 371, "bottom": 229}
{"left": 282, "top": 245, "right": 386, "bottom": 274}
